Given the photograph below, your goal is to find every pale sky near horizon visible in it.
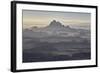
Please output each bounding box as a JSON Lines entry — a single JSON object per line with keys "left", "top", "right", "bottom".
{"left": 22, "top": 10, "right": 91, "bottom": 29}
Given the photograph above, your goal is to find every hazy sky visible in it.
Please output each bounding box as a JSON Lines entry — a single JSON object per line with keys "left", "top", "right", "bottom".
{"left": 22, "top": 10, "right": 91, "bottom": 28}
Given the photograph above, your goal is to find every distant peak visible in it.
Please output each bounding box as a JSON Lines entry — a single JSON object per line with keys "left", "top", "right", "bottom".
{"left": 52, "top": 20, "right": 56, "bottom": 22}
{"left": 48, "top": 20, "right": 64, "bottom": 27}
